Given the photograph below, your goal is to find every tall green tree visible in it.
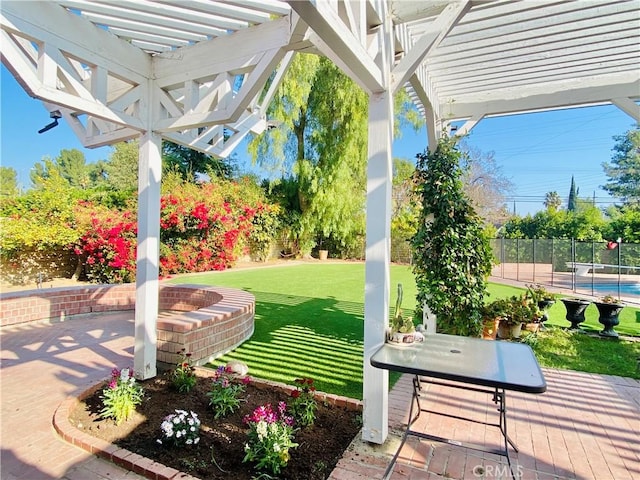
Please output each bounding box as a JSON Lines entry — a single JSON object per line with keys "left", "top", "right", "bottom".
{"left": 163, "top": 141, "right": 236, "bottom": 180}
{"left": 0, "top": 167, "right": 19, "bottom": 196}
{"left": 249, "top": 54, "right": 367, "bottom": 255}
{"left": 103, "top": 140, "right": 235, "bottom": 193}
{"left": 249, "top": 53, "right": 420, "bottom": 256}
{"left": 605, "top": 205, "right": 640, "bottom": 243}
{"left": 602, "top": 126, "right": 640, "bottom": 206}
{"left": 567, "top": 175, "right": 578, "bottom": 211}
{"left": 29, "top": 149, "right": 107, "bottom": 191}
{"left": 104, "top": 141, "right": 139, "bottom": 192}
{"left": 57, "top": 149, "right": 91, "bottom": 188}
{"left": 30, "top": 149, "right": 93, "bottom": 189}
{"left": 411, "top": 136, "right": 494, "bottom": 337}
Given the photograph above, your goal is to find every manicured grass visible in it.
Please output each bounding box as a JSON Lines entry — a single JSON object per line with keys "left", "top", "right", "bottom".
{"left": 522, "top": 327, "right": 640, "bottom": 380}
{"left": 171, "top": 262, "right": 411, "bottom": 400}
{"left": 169, "top": 262, "right": 640, "bottom": 398}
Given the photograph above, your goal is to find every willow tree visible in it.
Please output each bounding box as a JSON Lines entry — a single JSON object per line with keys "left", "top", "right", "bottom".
{"left": 249, "top": 53, "right": 419, "bottom": 257}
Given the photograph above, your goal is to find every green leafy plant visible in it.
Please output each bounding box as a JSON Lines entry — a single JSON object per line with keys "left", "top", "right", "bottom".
{"left": 411, "top": 136, "right": 494, "bottom": 336}
{"left": 500, "top": 294, "right": 541, "bottom": 326}
{"left": 172, "top": 349, "right": 197, "bottom": 393}
{"left": 99, "top": 367, "right": 144, "bottom": 424}
{"left": 526, "top": 284, "right": 556, "bottom": 303}
{"left": 207, "top": 365, "right": 249, "bottom": 419}
{"left": 243, "top": 402, "right": 298, "bottom": 475}
{"left": 289, "top": 377, "right": 318, "bottom": 428}
{"left": 157, "top": 409, "right": 201, "bottom": 447}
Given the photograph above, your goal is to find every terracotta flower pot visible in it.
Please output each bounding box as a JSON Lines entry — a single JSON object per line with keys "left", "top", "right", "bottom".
{"left": 482, "top": 318, "right": 499, "bottom": 340}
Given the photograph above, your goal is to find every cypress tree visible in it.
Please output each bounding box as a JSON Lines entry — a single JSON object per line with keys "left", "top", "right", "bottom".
{"left": 568, "top": 175, "right": 577, "bottom": 211}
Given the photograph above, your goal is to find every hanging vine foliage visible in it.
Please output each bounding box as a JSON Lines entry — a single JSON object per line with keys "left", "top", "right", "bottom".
{"left": 411, "top": 136, "right": 494, "bottom": 336}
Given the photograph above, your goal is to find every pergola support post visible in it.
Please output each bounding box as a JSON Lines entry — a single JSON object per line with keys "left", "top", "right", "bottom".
{"left": 362, "top": 88, "right": 394, "bottom": 445}
{"left": 134, "top": 97, "right": 162, "bottom": 379}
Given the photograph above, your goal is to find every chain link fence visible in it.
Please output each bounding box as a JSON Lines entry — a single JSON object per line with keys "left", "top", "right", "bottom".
{"left": 490, "top": 238, "right": 640, "bottom": 302}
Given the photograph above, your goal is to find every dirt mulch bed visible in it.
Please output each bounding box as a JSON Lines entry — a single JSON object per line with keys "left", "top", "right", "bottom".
{"left": 68, "top": 371, "right": 362, "bottom": 479}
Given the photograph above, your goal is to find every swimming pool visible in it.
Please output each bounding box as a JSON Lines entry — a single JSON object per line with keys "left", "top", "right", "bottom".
{"left": 576, "top": 282, "right": 640, "bottom": 298}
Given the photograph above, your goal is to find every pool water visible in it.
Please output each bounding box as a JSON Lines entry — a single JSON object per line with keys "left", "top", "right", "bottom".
{"left": 576, "top": 282, "right": 640, "bottom": 297}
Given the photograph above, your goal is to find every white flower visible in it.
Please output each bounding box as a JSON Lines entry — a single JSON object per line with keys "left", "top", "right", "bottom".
{"left": 256, "top": 421, "right": 268, "bottom": 440}
{"left": 120, "top": 368, "right": 130, "bottom": 381}
{"left": 194, "top": 437, "right": 200, "bottom": 444}
{"left": 186, "top": 439, "right": 193, "bottom": 445}
{"left": 190, "top": 426, "right": 196, "bottom": 432}
{"left": 273, "top": 443, "right": 281, "bottom": 452}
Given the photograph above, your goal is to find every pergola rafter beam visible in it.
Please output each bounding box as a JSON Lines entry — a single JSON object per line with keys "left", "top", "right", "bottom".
{"left": 611, "top": 97, "right": 640, "bottom": 122}
{"left": 58, "top": 0, "right": 228, "bottom": 37}
{"left": 288, "top": 0, "right": 384, "bottom": 93}
{"left": 444, "top": 72, "right": 640, "bottom": 120}
{"left": 390, "top": 0, "right": 470, "bottom": 93}
{"left": 1, "top": 1, "right": 149, "bottom": 83}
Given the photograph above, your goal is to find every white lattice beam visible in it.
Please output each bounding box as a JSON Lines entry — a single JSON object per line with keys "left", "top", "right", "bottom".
{"left": 288, "top": 0, "right": 383, "bottom": 93}
{"left": 445, "top": 71, "right": 640, "bottom": 120}
{"left": 390, "top": 1, "right": 470, "bottom": 93}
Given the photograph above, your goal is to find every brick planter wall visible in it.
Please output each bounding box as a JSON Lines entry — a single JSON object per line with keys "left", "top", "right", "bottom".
{"left": 0, "top": 284, "right": 255, "bottom": 368}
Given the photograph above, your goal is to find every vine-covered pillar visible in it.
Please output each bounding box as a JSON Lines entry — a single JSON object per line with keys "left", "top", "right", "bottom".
{"left": 134, "top": 80, "right": 161, "bottom": 380}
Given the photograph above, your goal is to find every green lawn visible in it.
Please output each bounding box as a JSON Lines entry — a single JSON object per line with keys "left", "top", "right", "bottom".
{"left": 169, "top": 262, "right": 640, "bottom": 398}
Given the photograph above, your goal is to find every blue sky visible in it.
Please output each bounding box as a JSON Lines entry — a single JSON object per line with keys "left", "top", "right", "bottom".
{"left": 1, "top": 64, "right": 636, "bottom": 216}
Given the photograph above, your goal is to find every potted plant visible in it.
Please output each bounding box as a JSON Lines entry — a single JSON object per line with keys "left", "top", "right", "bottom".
{"left": 497, "top": 294, "right": 541, "bottom": 340}
{"left": 481, "top": 299, "right": 508, "bottom": 340}
{"left": 560, "top": 297, "right": 591, "bottom": 329}
{"left": 594, "top": 295, "right": 624, "bottom": 337}
{"left": 526, "top": 284, "right": 556, "bottom": 324}
{"left": 388, "top": 284, "right": 424, "bottom": 345}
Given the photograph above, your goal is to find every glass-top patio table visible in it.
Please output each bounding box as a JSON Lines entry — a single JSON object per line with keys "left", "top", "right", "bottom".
{"left": 371, "top": 333, "right": 547, "bottom": 479}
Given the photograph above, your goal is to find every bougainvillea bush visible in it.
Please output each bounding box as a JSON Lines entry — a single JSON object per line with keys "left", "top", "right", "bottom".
{"left": 68, "top": 178, "right": 279, "bottom": 283}
{"left": 73, "top": 202, "right": 138, "bottom": 283}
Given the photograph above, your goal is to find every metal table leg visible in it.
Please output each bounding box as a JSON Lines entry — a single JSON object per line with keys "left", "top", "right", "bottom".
{"left": 382, "top": 377, "right": 520, "bottom": 479}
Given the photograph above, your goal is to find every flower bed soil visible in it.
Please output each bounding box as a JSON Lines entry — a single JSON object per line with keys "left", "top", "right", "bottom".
{"left": 68, "top": 371, "right": 362, "bottom": 479}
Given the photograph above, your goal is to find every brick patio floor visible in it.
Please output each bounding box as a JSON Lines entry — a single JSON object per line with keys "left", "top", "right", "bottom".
{"left": 1, "top": 311, "right": 638, "bottom": 480}
{"left": 330, "top": 369, "right": 640, "bottom": 479}
{"left": 0, "top": 312, "right": 146, "bottom": 480}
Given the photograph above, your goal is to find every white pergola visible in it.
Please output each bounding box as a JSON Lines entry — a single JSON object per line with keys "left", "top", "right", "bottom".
{"left": 2, "top": 0, "right": 638, "bottom": 445}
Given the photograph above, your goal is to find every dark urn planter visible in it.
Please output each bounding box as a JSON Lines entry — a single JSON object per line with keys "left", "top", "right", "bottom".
{"left": 594, "top": 301, "right": 624, "bottom": 338}
{"left": 537, "top": 299, "right": 555, "bottom": 324}
{"left": 561, "top": 298, "right": 591, "bottom": 329}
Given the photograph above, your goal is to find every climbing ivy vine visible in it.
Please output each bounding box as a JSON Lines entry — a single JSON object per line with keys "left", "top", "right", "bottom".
{"left": 411, "top": 136, "right": 494, "bottom": 336}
